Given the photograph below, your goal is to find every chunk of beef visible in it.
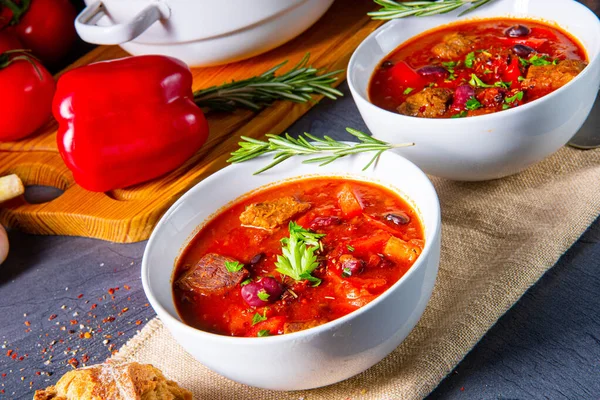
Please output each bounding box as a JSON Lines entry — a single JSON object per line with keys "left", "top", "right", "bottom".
{"left": 521, "top": 60, "right": 586, "bottom": 93}
{"left": 432, "top": 33, "right": 475, "bottom": 59}
{"left": 177, "top": 253, "right": 247, "bottom": 295}
{"left": 397, "top": 88, "right": 453, "bottom": 118}
{"left": 239, "top": 196, "right": 310, "bottom": 230}
{"left": 283, "top": 319, "right": 327, "bottom": 334}
{"left": 477, "top": 87, "right": 506, "bottom": 108}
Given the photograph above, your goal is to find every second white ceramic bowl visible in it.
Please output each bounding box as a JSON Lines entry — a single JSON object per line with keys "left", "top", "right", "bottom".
{"left": 76, "top": 0, "right": 334, "bottom": 67}
{"left": 142, "top": 151, "right": 441, "bottom": 390}
{"left": 348, "top": 0, "right": 600, "bottom": 181}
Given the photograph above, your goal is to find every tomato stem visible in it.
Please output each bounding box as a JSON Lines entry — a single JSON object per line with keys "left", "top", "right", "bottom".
{"left": 0, "top": 0, "right": 31, "bottom": 25}
{"left": 0, "top": 49, "right": 43, "bottom": 79}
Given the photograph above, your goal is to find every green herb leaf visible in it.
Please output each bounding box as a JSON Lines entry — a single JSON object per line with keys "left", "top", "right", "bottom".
{"left": 257, "top": 289, "right": 270, "bottom": 302}
{"left": 494, "top": 81, "right": 511, "bottom": 89}
{"left": 240, "top": 278, "right": 252, "bottom": 286}
{"left": 468, "top": 74, "right": 493, "bottom": 88}
{"left": 464, "top": 52, "right": 476, "bottom": 68}
{"left": 505, "top": 91, "right": 524, "bottom": 104}
{"left": 451, "top": 110, "right": 468, "bottom": 118}
{"left": 252, "top": 311, "right": 267, "bottom": 326}
{"left": 257, "top": 329, "right": 270, "bottom": 337}
{"left": 275, "top": 222, "right": 324, "bottom": 285}
{"left": 229, "top": 128, "right": 414, "bottom": 175}
{"left": 403, "top": 87, "right": 414, "bottom": 95}
{"left": 225, "top": 261, "right": 244, "bottom": 273}
{"left": 442, "top": 61, "right": 457, "bottom": 69}
{"left": 465, "top": 97, "right": 482, "bottom": 110}
{"left": 529, "top": 55, "right": 552, "bottom": 66}
{"left": 518, "top": 76, "right": 525, "bottom": 82}
{"left": 368, "top": 0, "right": 497, "bottom": 20}
{"left": 346, "top": 244, "right": 355, "bottom": 252}
{"left": 484, "top": 69, "right": 493, "bottom": 74}
{"left": 194, "top": 53, "right": 343, "bottom": 112}
{"left": 502, "top": 103, "right": 511, "bottom": 110}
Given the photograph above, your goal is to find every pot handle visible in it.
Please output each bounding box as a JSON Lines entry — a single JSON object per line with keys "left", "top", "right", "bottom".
{"left": 75, "top": 1, "right": 171, "bottom": 45}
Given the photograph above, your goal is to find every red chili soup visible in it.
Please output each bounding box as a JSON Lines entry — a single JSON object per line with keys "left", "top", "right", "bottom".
{"left": 173, "top": 178, "right": 424, "bottom": 337}
{"left": 369, "top": 18, "right": 587, "bottom": 118}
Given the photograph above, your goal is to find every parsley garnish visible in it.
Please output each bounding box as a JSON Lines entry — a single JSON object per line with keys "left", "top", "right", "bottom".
{"left": 240, "top": 278, "right": 252, "bottom": 286}
{"left": 469, "top": 74, "right": 510, "bottom": 89}
{"left": 529, "top": 55, "right": 552, "bottom": 66}
{"left": 346, "top": 244, "right": 355, "bottom": 252}
{"left": 275, "top": 222, "right": 324, "bottom": 286}
{"left": 505, "top": 91, "right": 524, "bottom": 104}
{"left": 521, "top": 55, "right": 554, "bottom": 67}
{"left": 464, "top": 51, "right": 476, "bottom": 68}
{"left": 257, "top": 289, "right": 270, "bottom": 301}
{"left": 484, "top": 69, "right": 493, "bottom": 74}
{"left": 465, "top": 97, "right": 482, "bottom": 111}
{"left": 442, "top": 61, "right": 457, "bottom": 68}
{"left": 451, "top": 111, "right": 468, "bottom": 118}
{"left": 257, "top": 329, "right": 270, "bottom": 337}
{"left": 252, "top": 311, "right": 267, "bottom": 326}
{"left": 403, "top": 87, "right": 414, "bottom": 95}
{"left": 225, "top": 261, "right": 244, "bottom": 273}
{"left": 502, "top": 103, "right": 511, "bottom": 110}
{"left": 517, "top": 76, "right": 525, "bottom": 82}
{"left": 342, "top": 267, "right": 352, "bottom": 278}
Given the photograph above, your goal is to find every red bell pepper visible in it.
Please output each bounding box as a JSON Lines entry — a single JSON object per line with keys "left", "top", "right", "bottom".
{"left": 53, "top": 55, "right": 209, "bottom": 192}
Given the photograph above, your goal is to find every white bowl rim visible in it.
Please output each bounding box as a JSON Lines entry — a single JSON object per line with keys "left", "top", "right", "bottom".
{"left": 347, "top": 1, "right": 600, "bottom": 123}
{"left": 141, "top": 151, "right": 441, "bottom": 344}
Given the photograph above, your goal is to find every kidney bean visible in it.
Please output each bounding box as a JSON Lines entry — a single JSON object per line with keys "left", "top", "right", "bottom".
{"left": 339, "top": 255, "right": 365, "bottom": 278}
{"left": 512, "top": 44, "right": 535, "bottom": 58}
{"left": 505, "top": 25, "right": 530, "bottom": 38}
{"left": 310, "top": 216, "right": 342, "bottom": 229}
{"left": 241, "top": 277, "right": 284, "bottom": 307}
{"left": 417, "top": 65, "right": 449, "bottom": 79}
{"left": 385, "top": 212, "right": 410, "bottom": 225}
{"left": 249, "top": 253, "right": 264, "bottom": 265}
{"left": 451, "top": 84, "right": 475, "bottom": 110}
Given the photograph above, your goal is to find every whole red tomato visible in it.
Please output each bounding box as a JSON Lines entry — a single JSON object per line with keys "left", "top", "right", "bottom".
{"left": 0, "top": 49, "right": 55, "bottom": 141}
{"left": 3, "top": 0, "right": 78, "bottom": 66}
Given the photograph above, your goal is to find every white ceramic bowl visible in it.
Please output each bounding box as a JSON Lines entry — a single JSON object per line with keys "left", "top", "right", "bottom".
{"left": 142, "top": 151, "right": 441, "bottom": 390}
{"left": 348, "top": 0, "right": 600, "bottom": 181}
{"left": 76, "top": 0, "right": 334, "bottom": 67}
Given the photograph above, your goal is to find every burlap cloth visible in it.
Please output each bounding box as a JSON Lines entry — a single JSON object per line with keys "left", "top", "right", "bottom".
{"left": 113, "top": 146, "right": 600, "bottom": 399}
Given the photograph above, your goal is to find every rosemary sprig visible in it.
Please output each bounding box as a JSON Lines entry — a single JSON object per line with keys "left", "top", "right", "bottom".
{"left": 228, "top": 127, "right": 414, "bottom": 175}
{"left": 368, "top": 0, "right": 496, "bottom": 19}
{"left": 194, "top": 53, "right": 344, "bottom": 112}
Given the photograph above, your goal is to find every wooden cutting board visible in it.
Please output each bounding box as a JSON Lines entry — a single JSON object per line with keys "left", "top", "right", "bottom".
{"left": 0, "top": 0, "right": 383, "bottom": 243}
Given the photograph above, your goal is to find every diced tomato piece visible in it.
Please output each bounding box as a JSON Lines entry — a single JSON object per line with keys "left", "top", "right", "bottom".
{"left": 349, "top": 230, "right": 391, "bottom": 254}
{"left": 389, "top": 61, "right": 427, "bottom": 91}
{"left": 337, "top": 184, "right": 363, "bottom": 218}
{"left": 502, "top": 57, "right": 522, "bottom": 85}
{"left": 383, "top": 236, "right": 421, "bottom": 264}
{"left": 245, "top": 316, "right": 286, "bottom": 337}
{"left": 529, "top": 27, "right": 558, "bottom": 41}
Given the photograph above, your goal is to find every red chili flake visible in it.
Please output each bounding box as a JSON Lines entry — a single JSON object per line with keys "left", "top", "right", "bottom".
{"left": 124, "top": 285, "right": 131, "bottom": 290}
{"left": 121, "top": 307, "right": 129, "bottom": 313}
{"left": 135, "top": 320, "right": 142, "bottom": 325}
{"left": 19, "top": 356, "right": 24, "bottom": 361}
{"left": 11, "top": 353, "right": 17, "bottom": 360}
{"left": 6, "top": 350, "right": 12, "bottom": 357}
{"left": 0, "top": 389, "right": 4, "bottom": 394}
{"left": 81, "top": 354, "right": 90, "bottom": 364}
{"left": 144, "top": 303, "right": 149, "bottom": 307}
{"left": 90, "top": 304, "right": 97, "bottom": 310}
{"left": 35, "top": 371, "right": 41, "bottom": 376}
{"left": 460, "top": 387, "right": 465, "bottom": 392}
{"left": 70, "top": 320, "right": 78, "bottom": 325}
{"left": 77, "top": 294, "right": 84, "bottom": 299}
{"left": 1, "top": 373, "right": 6, "bottom": 377}
{"left": 48, "top": 314, "right": 58, "bottom": 321}
{"left": 67, "top": 358, "right": 79, "bottom": 368}
{"left": 107, "top": 288, "right": 115, "bottom": 295}
{"left": 102, "top": 316, "right": 115, "bottom": 323}
{"left": 24, "top": 321, "right": 31, "bottom": 327}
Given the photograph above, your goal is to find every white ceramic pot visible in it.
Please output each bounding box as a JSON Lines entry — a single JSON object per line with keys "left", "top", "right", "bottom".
{"left": 142, "top": 151, "right": 441, "bottom": 390}
{"left": 76, "top": 0, "right": 335, "bottom": 67}
{"left": 348, "top": 0, "right": 600, "bottom": 181}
